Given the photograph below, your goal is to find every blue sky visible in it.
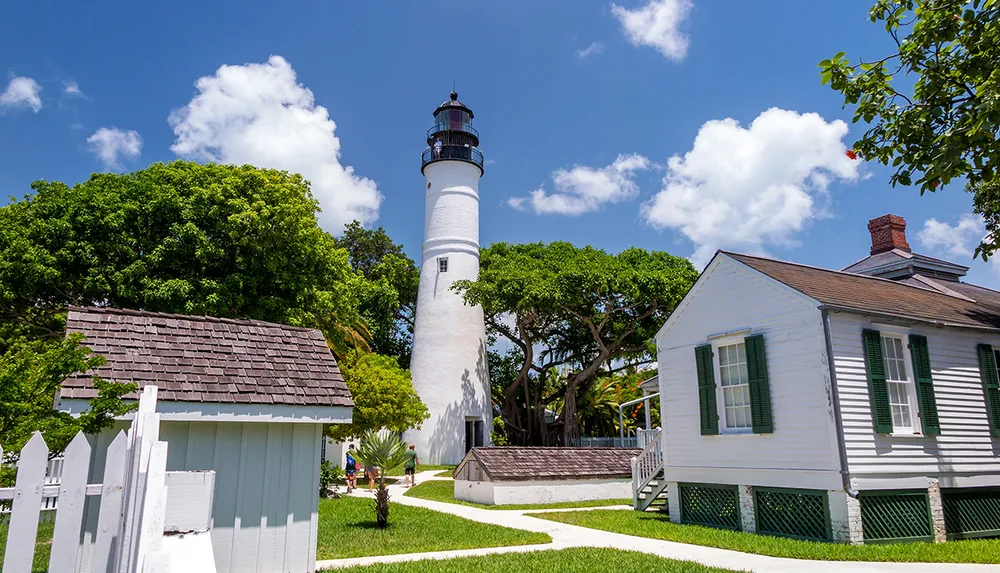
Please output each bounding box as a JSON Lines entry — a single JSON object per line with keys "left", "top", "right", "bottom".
{"left": 2, "top": 0, "right": 995, "bottom": 285}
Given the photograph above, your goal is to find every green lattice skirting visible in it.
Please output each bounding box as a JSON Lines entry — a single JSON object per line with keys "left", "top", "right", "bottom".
{"left": 679, "top": 483, "right": 741, "bottom": 530}
{"left": 859, "top": 490, "right": 934, "bottom": 543}
{"left": 754, "top": 487, "right": 831, "bottom": 541}
{"left": 942, "top": 487, "right": 1000, "bottom": 540}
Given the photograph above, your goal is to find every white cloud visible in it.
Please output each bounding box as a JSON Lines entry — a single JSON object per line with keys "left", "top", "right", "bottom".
{"left": 62, "top": 81, "right": 84, "bottom": 97}
{"left": 612, "top": 0, "right": 693, "bottom": 61}
{"left": 578, "top": 42, "right": 605, "bottom": 59}
{"left": 0, "top": 75, "right": 42, "bottom": 113}
{"left": 643, "top": 107, "right": 859, "bottom": 268}
{"left": 918, "top": 214, "right": 986, "bottom": 259}
{"left": 87, "top": 127, "right": 142, "bottom": 170}
{"left": 169, "top": 55, "right": 382, "bottom": 231}
{"left": 509, "top": 154, "right": 650, "bottom": 215}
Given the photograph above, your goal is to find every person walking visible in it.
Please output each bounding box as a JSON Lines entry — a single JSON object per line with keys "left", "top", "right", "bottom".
{"left": 345, "top": 444, "right": 358, "bottom": 493}
{"left": 403, "top": 444, "right": 419, "bottom": 488}
{"left": 367, "top": 464, "right": 380, "bottom": 493}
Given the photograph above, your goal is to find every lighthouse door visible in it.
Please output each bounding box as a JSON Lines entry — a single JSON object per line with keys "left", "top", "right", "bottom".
{"left": 465, "top": 419, "right": 485, "bottom": 453}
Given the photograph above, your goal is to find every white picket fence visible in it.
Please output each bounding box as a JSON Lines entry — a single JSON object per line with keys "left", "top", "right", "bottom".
{"left": 0, "top": 386, "right": 171, "bottom": 573}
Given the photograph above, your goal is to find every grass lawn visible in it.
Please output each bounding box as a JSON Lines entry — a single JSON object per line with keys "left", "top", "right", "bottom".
{"left": 316, "top": 495, "right": 550, "bottom": 559}
{"left": 333, "top": 547, "right": 743, "bottom": 573}
{"left": 531, "top": 510, "right": 1000, "bottom": 564}
{"left": 382, "top": 464, "right": 455, "bottom": 477}
{"left": 0, "top": 520, "right": 54, "bottom": 573}
{"left": 404, "top": 480, "right": 632, "bottom": 511}
{"left": 433, "top": 470, "right": 454, "bottom": 478}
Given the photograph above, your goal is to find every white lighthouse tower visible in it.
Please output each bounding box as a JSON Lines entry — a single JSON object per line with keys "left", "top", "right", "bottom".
{"left": 405, "top": 92, "right": 491, "bottom": 465}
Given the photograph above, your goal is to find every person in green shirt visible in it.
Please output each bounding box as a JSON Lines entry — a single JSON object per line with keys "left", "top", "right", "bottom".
{"left": 404, "top": 444, "right": 419, "bottom": 487}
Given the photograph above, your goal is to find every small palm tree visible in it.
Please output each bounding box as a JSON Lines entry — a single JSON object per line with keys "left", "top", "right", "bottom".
{"left": 355, "top": 428, "right": 409, "bottom": 528}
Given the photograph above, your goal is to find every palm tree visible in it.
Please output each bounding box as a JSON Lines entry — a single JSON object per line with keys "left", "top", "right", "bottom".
{"left": 355, "top": 429, "right": 409, "bottom": 528}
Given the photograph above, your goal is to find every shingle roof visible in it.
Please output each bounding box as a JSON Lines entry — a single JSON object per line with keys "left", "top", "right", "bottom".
{"left": 726, "top": 253, "right": 1000, "bottom": 331}
{"left": 457, "top": 447, "right": 640, "bottom": 481}
{"left": 60, "top": 307, "right": 353, "bottom": 407}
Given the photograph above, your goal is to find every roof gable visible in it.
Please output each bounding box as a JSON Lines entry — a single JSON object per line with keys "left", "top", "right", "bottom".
{"left": 60, "top": 307, "right": 353, "bottom": 407}
{"left": 655, "top": 252, "right": 818, "bottom": 341}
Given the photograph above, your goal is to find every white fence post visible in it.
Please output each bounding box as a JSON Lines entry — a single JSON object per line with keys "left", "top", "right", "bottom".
{"left": 0, "top": 386, "right": 184, "bottom": 573}
{"left": 93, "top": 431, "right": 129, "bottom": 573}
{"left": 49, "top": 433, "right": 92, "bottom": 573}
{"left": 2, "top": 433, "right": 49, "bottom": 573}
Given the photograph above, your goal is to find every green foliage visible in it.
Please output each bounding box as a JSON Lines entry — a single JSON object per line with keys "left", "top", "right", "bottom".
{"left": 338, "top": 548, "right": 740, "bottom": 573}
{"left": 0, "top": 160, "right": 362, "bottom": 344}
{"left": 453, "top": 242, "right": 696, "bottom": 445}
{"left": 315, "top": 496, "right": 551, "bottom": 560}
{"left": 490, "top": 415, "right": 509, "bottom": 446}
{"left": 319, "top": 460, "right": 342, "bottom": 498}
{"left": 0, "top": 334, "right": 135, "bottom": 455}
{"left": 533, "top": 510, "right": 1000, "bottom": 563}
{"left": 972, "top": 178, "right": 1000, "bottom": 259}
{"left": 355, "top": 428, "right": 411, "bottom": 527}
{"left": 327, "top": 350, "right": 429, "bottom": 442}
{"left": 334, "top": 222, "right": 419, "bottom": 366}
{"left": 404, "top": 480, "right": 631, "bottom": 511}
{"left": 355, "top": 429, "right": 410, "bottom": 477}
{"left": 820, "top": 1, "right": 1000, "bottom": 255}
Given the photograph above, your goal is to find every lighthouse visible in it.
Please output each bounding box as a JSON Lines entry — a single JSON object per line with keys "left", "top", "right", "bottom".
{"left": 405, "top": 92, "right": 491, "bottom": 465}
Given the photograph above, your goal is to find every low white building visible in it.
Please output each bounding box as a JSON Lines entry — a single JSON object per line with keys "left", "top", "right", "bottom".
{"left": 454, "top": 447, "right": 636, "bottom": 505}
{"left": 641, "top": 214, "right": 1000, "bottom": 544}
{"left": 58, "top": 307, "right": 353, "bottom": 573}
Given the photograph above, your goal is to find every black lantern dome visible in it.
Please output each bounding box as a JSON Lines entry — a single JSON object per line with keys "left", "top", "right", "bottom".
{"left": 421, "top": 91, "right": 484, "bottom": 174}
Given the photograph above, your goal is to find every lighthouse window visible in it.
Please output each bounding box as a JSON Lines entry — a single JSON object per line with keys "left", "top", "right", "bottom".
{"left": 438, "top": 257, "right": 449, "bottom": 273}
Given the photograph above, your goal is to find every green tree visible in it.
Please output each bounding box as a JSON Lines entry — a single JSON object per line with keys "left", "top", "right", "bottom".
{"left": 454, "top": 242, "right": 696, "bottom": 445}
{"left": 0, "top": 334, "right": 135, "bottom": 455}
{"left": 0, "top": 160, "right": 369, "bottom": 454}
{"left": 334, "top": 222, "right": 420, "bottom": 366}
{"left": 327, "top": 350, "right": 429, "bottom": 442}
{"left": 820, "top": 0, "right": 1000, "bottom": 256}
{"left": 355, "top": 428, "right": 410, "bottom": 528}
{"left": 0, "top": 160, "right": 363, "bottom": 345}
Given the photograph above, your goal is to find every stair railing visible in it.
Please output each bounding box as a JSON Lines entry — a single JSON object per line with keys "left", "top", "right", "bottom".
{"left": 630, "top": 427, "right": 663, "bottom": 508}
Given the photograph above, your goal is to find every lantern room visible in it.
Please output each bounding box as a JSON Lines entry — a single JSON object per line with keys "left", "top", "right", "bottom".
{"left": 421, "top": 91, "right": 484, "bottom": 173}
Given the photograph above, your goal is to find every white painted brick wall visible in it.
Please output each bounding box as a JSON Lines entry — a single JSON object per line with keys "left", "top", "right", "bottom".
{"left": 738, "top": 485, "right": 756, "bottom": 533}
{"left": 667, "top": 481, "right": 681, "bottom": 524}
{"left": 927, "top": 478, "right": 947, "bottom": 543}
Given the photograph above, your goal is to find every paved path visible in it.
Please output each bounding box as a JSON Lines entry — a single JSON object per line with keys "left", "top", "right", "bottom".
{"left": 317, "top": 471, "right": 1000, "bottom": 573}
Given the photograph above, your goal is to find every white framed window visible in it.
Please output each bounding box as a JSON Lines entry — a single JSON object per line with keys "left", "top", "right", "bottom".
{"left": 880, "top": 332, "right": 921, "bottom": 435}
{"left": 438, "top": 257, "right": 448, "bottom": 273}
{"left": 713, "top": 337, "right": 752, "bottom": 433}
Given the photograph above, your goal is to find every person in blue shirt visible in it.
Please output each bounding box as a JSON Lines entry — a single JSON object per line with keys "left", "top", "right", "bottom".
{"left": 345, "top": 444, "right": 358, "bottom": 493}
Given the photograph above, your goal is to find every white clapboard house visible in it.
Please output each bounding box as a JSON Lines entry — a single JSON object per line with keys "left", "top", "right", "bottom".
{"left": 633, "top": 214, "right": 1000, "bottom": 544}
{"left": 58, "top": 306, "right": 353, "bottom": 573}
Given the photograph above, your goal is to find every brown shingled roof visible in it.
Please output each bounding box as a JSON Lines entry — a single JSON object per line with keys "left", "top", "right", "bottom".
{"left": 456, "top": 447, "right": 640, "bottom": 481}
{"left": 726, "top": 252, "right": 1000, "bottom": 330}
{"left": 60, "top": 306, "right": 353, "bottom": 407}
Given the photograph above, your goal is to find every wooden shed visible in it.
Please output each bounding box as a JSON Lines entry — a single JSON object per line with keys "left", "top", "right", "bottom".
{"left": 58, "top": 307, "right": 353, "bottom": 573}
{"left": 453, "top": 447, "right": 638, "bottom": 505}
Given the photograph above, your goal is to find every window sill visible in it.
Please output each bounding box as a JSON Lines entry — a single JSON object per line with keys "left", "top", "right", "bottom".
{"left": 887, "top": 432, "right": 925, "bottom": 438}
{"left": 718, "top": 429, "right": 754, "bottom": 436}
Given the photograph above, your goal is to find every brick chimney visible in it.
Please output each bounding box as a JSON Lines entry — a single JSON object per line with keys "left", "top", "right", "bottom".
{"left": 868, "top": 214, "right": 911, "bottom": 255}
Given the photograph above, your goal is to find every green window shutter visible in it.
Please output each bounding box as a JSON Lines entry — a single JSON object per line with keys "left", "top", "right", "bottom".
{"left": 908, "top": 334, "right": 940, "bottom": 435}
{"left": 862, "top": 329, "right": 894, "bottom": 434}
{"left": 695, "top": 344, "right": 718, "bottom": 435}
{"left": 744, "top": 334, "right": 773, "bottom": 434}
{"left": 976, "top": 344, "right": 1000, "bottom": 438}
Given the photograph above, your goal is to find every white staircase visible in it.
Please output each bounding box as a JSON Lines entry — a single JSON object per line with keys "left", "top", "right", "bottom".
{"left": 631, "top": 427, "right": 668, "bottom": 512}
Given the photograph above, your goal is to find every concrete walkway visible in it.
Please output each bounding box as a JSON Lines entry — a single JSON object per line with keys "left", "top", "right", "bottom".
{"left": 317, "top": 471, "right": 1000, "bottom": 573}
